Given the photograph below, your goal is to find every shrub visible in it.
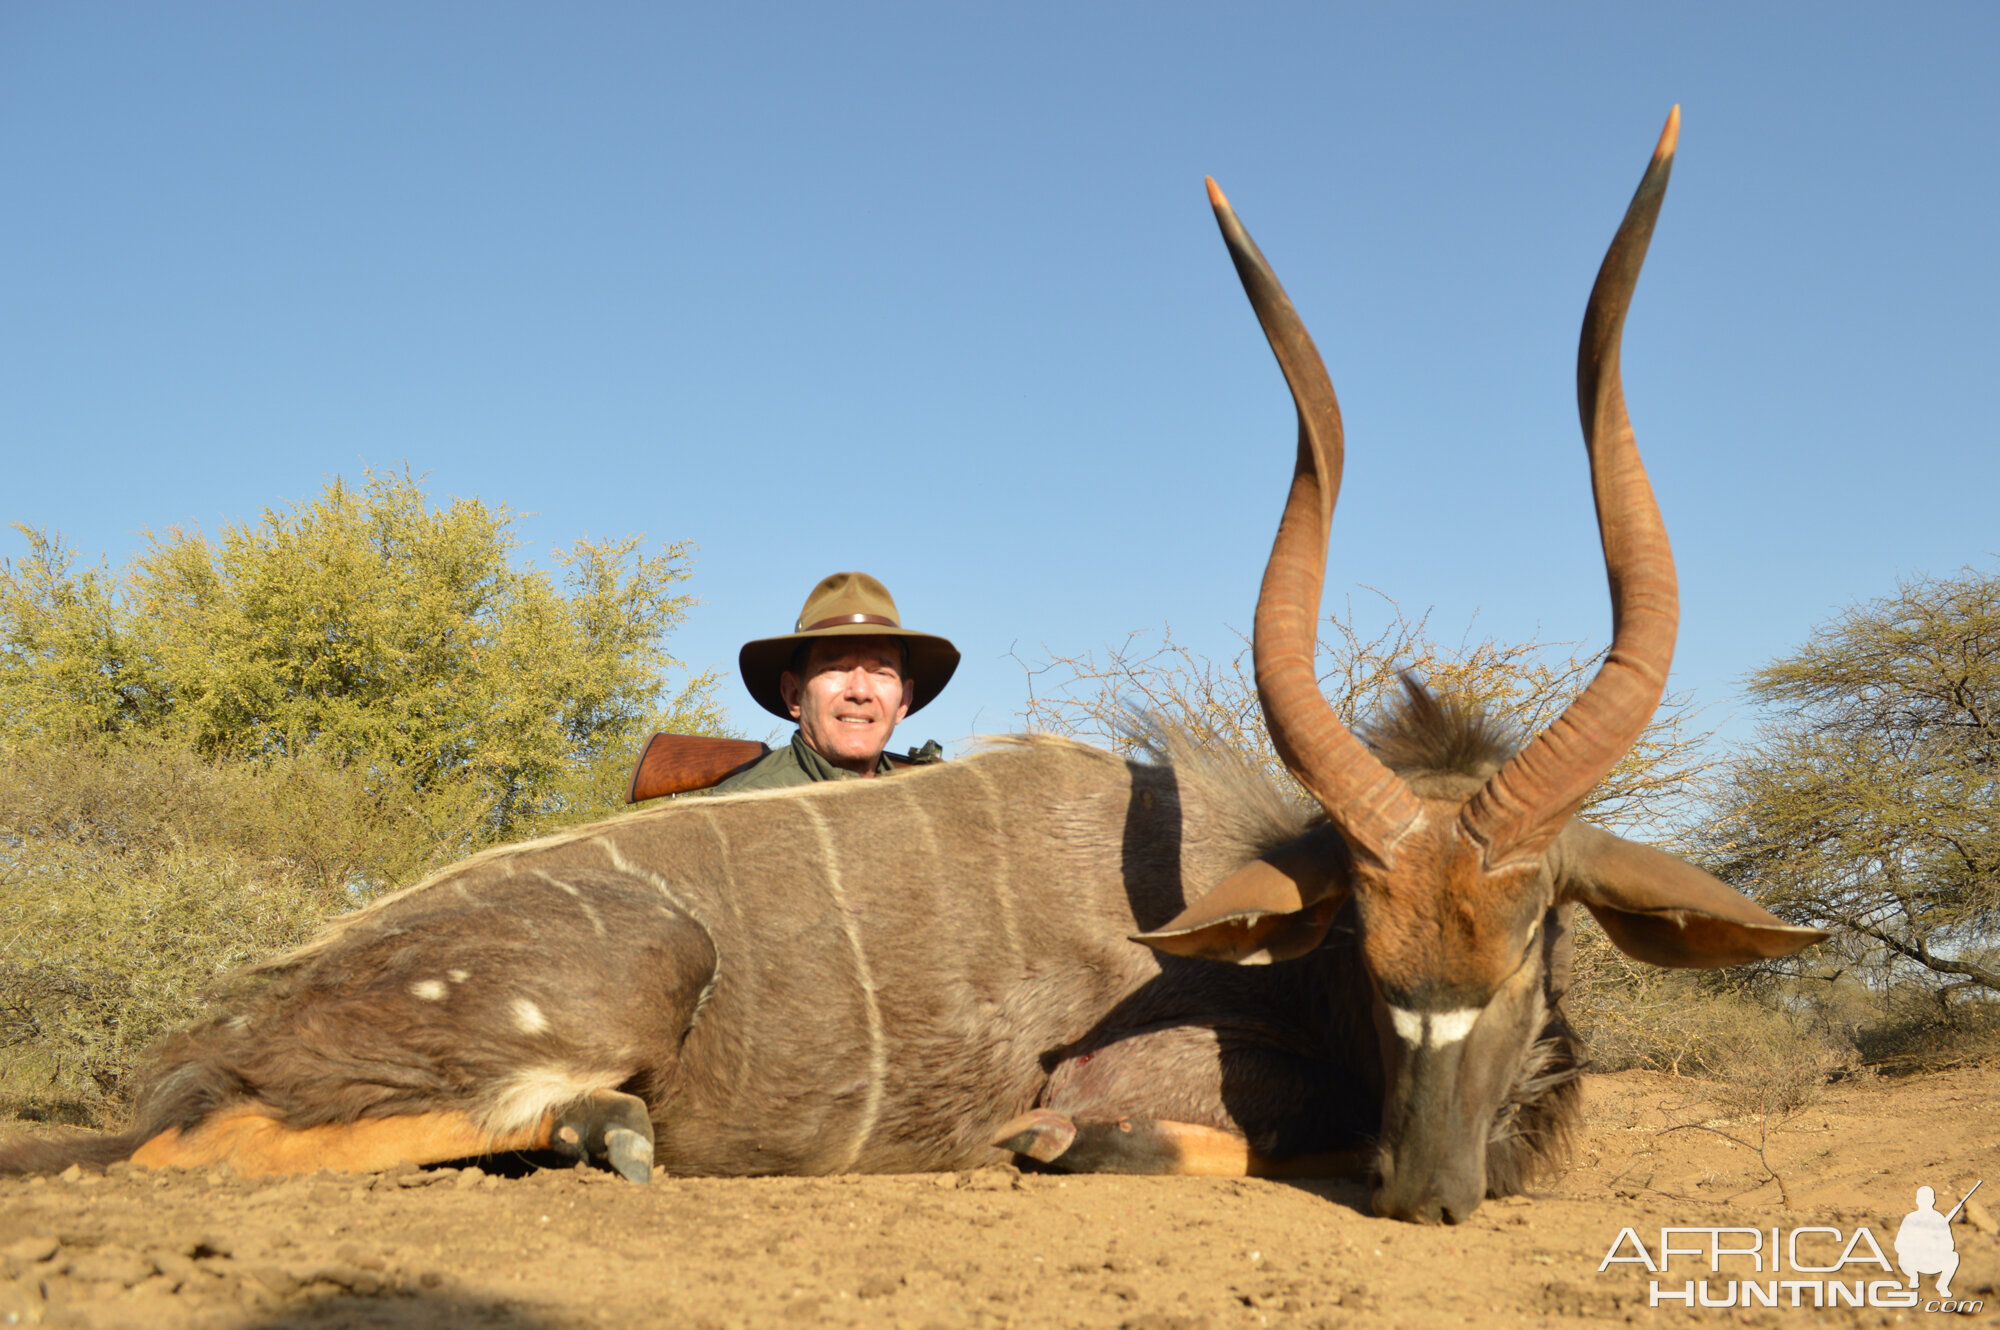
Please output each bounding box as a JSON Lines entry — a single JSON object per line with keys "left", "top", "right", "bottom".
{"left": 1, "top": 471, "right": 726, "bottom": 1121}
{"left": 0, "top": 740, "right": 403, "bottom": 1121}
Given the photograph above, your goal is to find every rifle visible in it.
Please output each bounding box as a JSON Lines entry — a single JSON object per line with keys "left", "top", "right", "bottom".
{"left": 625, "top": 734, "right": 944, "bottom": 803}
{"left": 625, "top": 735, "right": 771, "bottom": 803}
{"left": 1944, "top": 1179, "right": 1983, "bottom": 1225}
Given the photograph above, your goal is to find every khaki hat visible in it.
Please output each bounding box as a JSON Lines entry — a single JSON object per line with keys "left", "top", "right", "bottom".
{"left": 739, "top": 572, "right": 960, "bottom": 720}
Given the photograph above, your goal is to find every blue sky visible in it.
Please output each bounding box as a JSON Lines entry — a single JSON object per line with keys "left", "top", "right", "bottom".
{"left": 4, "top": 4, "right": 1995, "bottom": 752}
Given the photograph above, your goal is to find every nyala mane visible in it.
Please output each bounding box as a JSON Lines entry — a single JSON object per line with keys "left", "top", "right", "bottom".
{"left": 1357, "top": 676, "right": 1522, "bottom": 783}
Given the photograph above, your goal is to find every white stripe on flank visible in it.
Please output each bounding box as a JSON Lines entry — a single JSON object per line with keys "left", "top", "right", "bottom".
{"left": 597, "top": 835, "right": 722, "bottom": 1025}
{"left": 533, "top": 870, "right": 605, "bottom": 935}
{"left": 695, "top": 810, "right": 742, "bottom": 1077}
{"left": 533, "top": 870, "right": 582, "bottom": 899}
{"left": 1388, "top": 1005, "right": 1483, "bottom": 1049}
{"left": 598, "top": 838, "right": 702, "bottom": 922}
{"left": 798, "top": 800, "right": 887, "bottom": 1172}
{"left": 961, "top": 765, "right": 1023, "bottom": 969}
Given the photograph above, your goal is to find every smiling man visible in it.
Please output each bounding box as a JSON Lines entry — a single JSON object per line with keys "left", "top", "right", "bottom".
{"left": 709, "top": 572, "right": 958, "bottom": 794}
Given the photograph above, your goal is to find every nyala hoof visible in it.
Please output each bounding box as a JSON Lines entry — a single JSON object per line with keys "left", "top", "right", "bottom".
{"left": 996, "top": 1112, "right": 1272, "bottom": 1176}
{"left": 993, "top": 1109, "right": 1078, "bottom": 1164}
{"left": 549, "top": 1090, "right": 656, "bottom": 1184}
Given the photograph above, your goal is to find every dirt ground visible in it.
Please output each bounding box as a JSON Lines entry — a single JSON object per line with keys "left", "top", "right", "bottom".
{"left": 2, "top": 1065, "right": 1994, "bottom": 1329}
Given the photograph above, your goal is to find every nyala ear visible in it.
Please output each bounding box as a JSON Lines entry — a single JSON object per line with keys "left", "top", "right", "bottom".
{"left": 1553, "top": 822, "right": 1828, "bottom": 968}
{"left": 1134, "top": 824, "right": 1351, "bottom": 965}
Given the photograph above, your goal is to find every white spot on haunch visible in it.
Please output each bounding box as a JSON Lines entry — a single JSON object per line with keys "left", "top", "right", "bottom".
{"left": 511, "top": 998, "right": 549, "bottom": 1034}
{"left": 448, "top": 970, "right": 470, "bottom": 984}
{"left": 1389, "top": 1004, "right": 1483, "bottom": 1049}
{"left": 411, "top": 979, "right": 447, "bottom": 1001}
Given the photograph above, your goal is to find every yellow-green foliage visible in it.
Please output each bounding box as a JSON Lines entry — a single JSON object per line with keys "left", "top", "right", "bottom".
{"left": 1701, "top": 564, "right": 2000, "bottom": 996}
{"left": 0, "top": 471, "right": 727, "bottom": 1120}
{"left": 2, "top": 468, "right": 726, "bottom": 838}
{"left": 0, "top": 740, "right": 418, "bottom": 1121}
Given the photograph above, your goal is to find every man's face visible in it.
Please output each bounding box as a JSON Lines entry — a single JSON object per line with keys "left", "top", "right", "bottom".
{"left": 780, "top": 636, "right": 911, "bottom": 774}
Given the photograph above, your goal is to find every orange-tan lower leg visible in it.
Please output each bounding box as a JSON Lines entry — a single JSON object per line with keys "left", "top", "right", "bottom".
{"left": 1132, "top": 1119, "right": 1362, "bottom": 1178}
{"left": 131, "top": 1107, "right": 553, "bottom": 1176}
{"left": 996, "top": 1111, "right": 1362, "bottom": 1179}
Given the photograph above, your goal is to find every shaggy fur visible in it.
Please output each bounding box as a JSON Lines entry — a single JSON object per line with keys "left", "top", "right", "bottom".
{"left": 5, "top": 738, "right": 1342, "bottom": 1178}
{"left": 1356, "top": 679, "right": 1584, "bottom": 1193}
{"left": 1109, "top": 693, "right": 1585, "bottom": 1197}
{"left": 1359, "top": 676, "right": 1520, "bottom": 786}
{"left": 3, "top": 709, "right": 1582, "bottom": 1202}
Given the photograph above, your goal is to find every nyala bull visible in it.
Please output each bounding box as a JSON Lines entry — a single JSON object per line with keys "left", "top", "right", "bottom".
{"left": 1, "top": 108, "right": 1823, "bottom": 1224}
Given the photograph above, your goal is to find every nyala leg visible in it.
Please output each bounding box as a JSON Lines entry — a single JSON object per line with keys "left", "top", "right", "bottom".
{"left": 130, "top": 1106, "right": 557, "bottom": 1176}
{"left": 999, "top": 1021, "right": 1371, "bottom": 1178}
{"left": 546, "top": 1090, "right": 656, "bottom": 1183}
{"left": 994, "top": 1110, "right": 1362, "bottom": 1179}
{"left": 994, "top": 1111, "right": 1245, "bottom": 1174}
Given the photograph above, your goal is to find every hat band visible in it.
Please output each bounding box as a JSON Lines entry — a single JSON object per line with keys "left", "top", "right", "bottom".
{"left": 798, "top": 612, "right": 901, "bottom": 632}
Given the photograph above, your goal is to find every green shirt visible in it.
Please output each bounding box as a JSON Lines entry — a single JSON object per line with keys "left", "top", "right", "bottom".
{"left": 706, "top": 730, "right": 897, "bottom": 794}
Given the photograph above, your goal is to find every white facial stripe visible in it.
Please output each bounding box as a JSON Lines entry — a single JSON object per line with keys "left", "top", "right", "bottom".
{"left": 1428, "top": 1008, "right": 1481, "bottom": 1045}
{"left": 1388, "top": 1004, "right": 1484, "bottom": 1049}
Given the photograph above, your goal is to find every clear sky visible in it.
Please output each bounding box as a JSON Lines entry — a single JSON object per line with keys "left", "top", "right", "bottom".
{"left": 4, "top": 4, "right": 1995, "bottom": 752}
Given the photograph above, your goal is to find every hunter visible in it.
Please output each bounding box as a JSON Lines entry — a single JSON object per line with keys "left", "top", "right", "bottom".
{"left": 710, "top": 571, "right": 958, "bottom": 794}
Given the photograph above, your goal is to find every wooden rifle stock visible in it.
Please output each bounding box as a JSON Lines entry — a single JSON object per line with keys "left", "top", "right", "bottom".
{"left": 626, "top": 735, "right": 772, "bottom": 803}
{"left": 625, "top": 734, "right": 941, "bottom": 803}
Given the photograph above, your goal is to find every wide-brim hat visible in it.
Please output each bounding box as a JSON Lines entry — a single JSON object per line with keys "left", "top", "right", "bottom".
{"left": 739, "top": 572, "right": 960, "bottom": 720}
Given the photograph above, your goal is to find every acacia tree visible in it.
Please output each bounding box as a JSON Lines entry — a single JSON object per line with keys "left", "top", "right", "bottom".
{"left": 1701, "top": 566, "right": 2000, "bottom": 995}
{"left": 1016, "top": 591, "right": 1717, "bottom": 839}
{"left": 0, "top": 468, "right": 725, "bottom": 842}
{"left": 1, "top": 471, "right": 728, "bottom": 1114}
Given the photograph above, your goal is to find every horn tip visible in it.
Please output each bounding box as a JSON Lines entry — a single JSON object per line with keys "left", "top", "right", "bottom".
{"left": 1655, "top": 106, "right": 1681, "bottom": 161}
{"left": 1205, "top": 176, "right": 1231, "bottom": 211}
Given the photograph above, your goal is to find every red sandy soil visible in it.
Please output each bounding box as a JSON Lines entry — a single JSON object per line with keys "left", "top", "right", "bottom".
{"left": 2, "top": 1065, "right": 1994, "bottom": 1329}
